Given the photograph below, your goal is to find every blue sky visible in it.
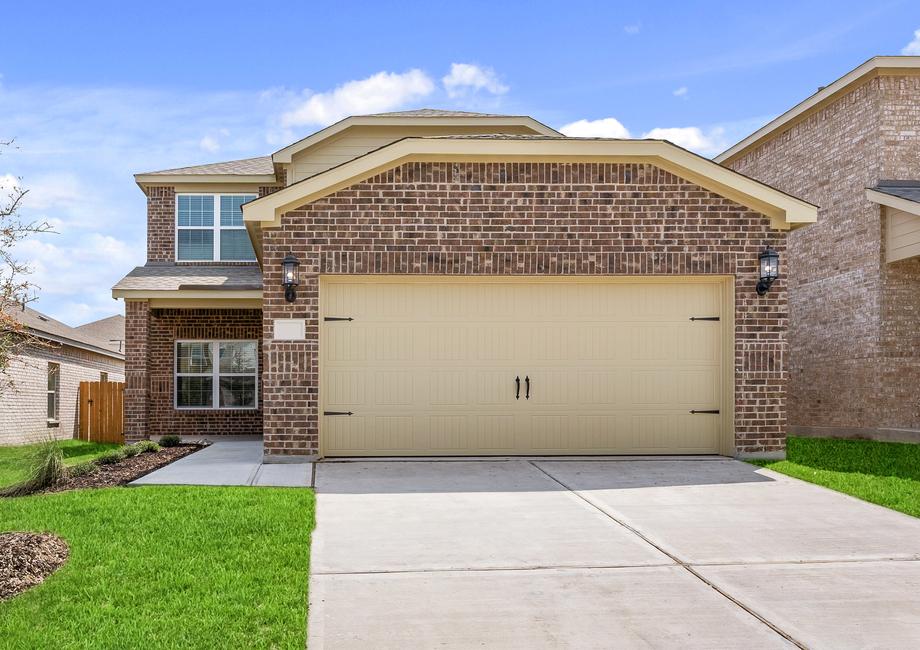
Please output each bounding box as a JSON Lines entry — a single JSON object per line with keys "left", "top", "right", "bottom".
{"left": 1, "top": 0, "right": 918, "bottom": 325}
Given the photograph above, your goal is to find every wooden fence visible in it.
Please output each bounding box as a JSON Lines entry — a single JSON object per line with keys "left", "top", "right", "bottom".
{"left": 78, "top": 381, "right": 125, "bottom": 444}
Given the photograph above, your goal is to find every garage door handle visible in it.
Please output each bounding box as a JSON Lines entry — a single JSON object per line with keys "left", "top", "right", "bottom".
{"left": 515, "top": 376, "right": 521, "bottom": 400}
{"left": 525, "top": 376, "right": 530, "bottom": 400}
{"left": 690, "top": 409, "right": 720, "bottom": 414}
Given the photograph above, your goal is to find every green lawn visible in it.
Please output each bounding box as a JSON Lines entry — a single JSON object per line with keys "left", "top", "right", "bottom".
{"left": 0, "top": 440, "right": 120, "bottom": 487}
{"left": 754, "top": 436, "right": 920, "bottom": 518}
{"left": 0, "top": 486, "right": 315, "bottom": 649}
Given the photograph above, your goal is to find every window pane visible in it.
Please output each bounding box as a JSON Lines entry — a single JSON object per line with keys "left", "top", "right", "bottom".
{"left": 177, "top": 229, "right": 214, "bottom": 261}
{"left": 177, "top": 195, "right": 214, "bottom": 227}
{"left": 219, "top": 376, "right": 256, "bottom": 408}
{"left": 177, "top": 376, "right": 213, "bottom": 408}
{"left": 219, "top": 342, "right": 257, "bottom": 373}
{"left": 219, "top": 195, "right": 255, "bottom": 227}
{"left": 47, "top": 392, "right": 56, "bottom": 419}
{"left": 47, "top": 363, "right": 59, "bottom": 391}
{"left": 177, "top": 342, "right": 213, "bottom": 373}
{"left": 219, "top": 229, "right": 256, "bottom": 261}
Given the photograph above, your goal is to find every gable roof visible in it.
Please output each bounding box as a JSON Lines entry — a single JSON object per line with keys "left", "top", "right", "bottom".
{"left": 716, "top": 56, "right": 920, "bottom": 164}
{"left": 75, "top": 314, "right": 126, "bottom": 354}
{"left": 270, "top": 110, "right": 561, "bottom": 164}
{"left": 5, "top": 306, "right": 125, "bottom": 360}
{"left": 242, "top": 135, "right": 818, "bottom": 231}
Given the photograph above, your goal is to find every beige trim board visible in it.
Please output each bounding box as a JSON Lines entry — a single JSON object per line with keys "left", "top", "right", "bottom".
{"left": 112, "top": 289, "right": 262, "bottom": 301}
{"left": 135, "top": 176, "right": 279, "bottom": 192}
{"left": 716, "top": 56, "right": 920, "bottom": 164}
{"left": 867, "top": 188, "right": 920, "bottom": 217}
{"left": 790, "top": 424, "right": 920, "bottom": 445}
{"left": 244, "top": 138, "right": 817, "bottom": 230}
{"left": 272, "top": 114, "right": 560, "bottom": 164}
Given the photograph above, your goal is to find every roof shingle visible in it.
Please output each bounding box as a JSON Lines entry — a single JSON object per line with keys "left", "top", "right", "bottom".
{"left": 139, "top": 156, "right": 275, "bottom": 177}
{"left": 112, "top": 265, "right": 263, "bottom": 292}
{"left": 872, "top": 180, "right": 920, "bottom": 204}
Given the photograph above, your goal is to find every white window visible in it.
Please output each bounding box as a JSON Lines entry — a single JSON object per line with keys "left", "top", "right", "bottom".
{"left": 100, "top": 372, "right": 108, "bottom": 382}
{"left": 176, "top": 194, "right": 257, "bottom": 262}
{"left": 47, "top": 362, "right": 60, "bottom": 423}
{"left": 175, "top": 341, "right": 258, "bottom": 409}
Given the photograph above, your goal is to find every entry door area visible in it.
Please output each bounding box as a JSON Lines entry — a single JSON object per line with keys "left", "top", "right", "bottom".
{"left": 320, "top": 277, "right": 727, "bottom": 456}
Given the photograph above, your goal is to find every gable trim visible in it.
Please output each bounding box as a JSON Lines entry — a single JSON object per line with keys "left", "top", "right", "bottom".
{"left": 244, "top": 137, "right": 818, "bottom": 231}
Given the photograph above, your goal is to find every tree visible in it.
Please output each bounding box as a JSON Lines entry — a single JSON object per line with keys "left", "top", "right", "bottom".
{"left": 0, "top": 140, "right": 52, "bottom": 395}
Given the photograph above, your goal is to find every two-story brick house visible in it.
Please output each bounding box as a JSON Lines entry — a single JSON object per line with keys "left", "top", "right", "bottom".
{"left": 114, "top": 109, "right": 816, "bottom": 462}
{"left": 717, "top": 56, "right": 920, "bottom": 443}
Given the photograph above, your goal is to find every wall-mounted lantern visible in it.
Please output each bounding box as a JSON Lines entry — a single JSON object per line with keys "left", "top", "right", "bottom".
{"left": 282, "top": 254, "right": 300, "bottom": 303}
{"left": 756, "top": 246, "right": 779, "bottom": 296}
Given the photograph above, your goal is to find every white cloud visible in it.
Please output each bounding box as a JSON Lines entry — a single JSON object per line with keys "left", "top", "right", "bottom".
{"left": 902, "top": 28, "right": 920, "bottom": 55}
{"left": 641, "top": 126, "right": 728, "bottom": 156}
{"left": 673, "top": 86, "right": 688, "bottom": 97}
{"left": 199, "top": 135, "right": 220, "bottom": 152}
{"left": 442, "top": 63, "right": 508, "bottom": 98}
{"left": 559, "top": 117, "right": 631, "bottom": 138}
{"left": 624, "top": 24, "right": 641, "bottom": 35}
{"left": 280, "top": 69, "right": 435, "bottom": 128}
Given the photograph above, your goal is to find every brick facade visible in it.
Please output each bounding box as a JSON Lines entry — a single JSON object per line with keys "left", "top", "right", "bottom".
{"left": 259, "top": 161, "right": 789, "bottom": 458}
{"left": 124, "top": 305, "right": 262, "bottom": 442}
{"left": 727, "top": 74, "right": 920, "bottom": 440}
{"left": 0, "top": 343, "right": 124, "bottom": 446}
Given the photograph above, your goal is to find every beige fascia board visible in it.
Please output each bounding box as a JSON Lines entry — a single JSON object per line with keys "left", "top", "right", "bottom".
{"left": 716, "top": 56, "right": 920, "bottom": 164}
{"left": 866, "top": 188, "right": 920, "bottom": 217}
{"left": 245, "top": 138, "right": 817, "bottom": 230}
{"left": 112, "top": 289, "right": 262, "bottom": 300}
{"left": 134, "top": 174, "right": 279, "bottom": 193}
{"left": 271, "top": 115, "right": 561, "bottom": 164}
{"left": 28, "top": 330, "right": 125, "bottom": 362}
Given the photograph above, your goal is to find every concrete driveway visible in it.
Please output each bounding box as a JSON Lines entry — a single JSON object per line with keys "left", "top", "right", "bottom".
{"left": 308, "top": 459, "right": 920, "bottom": 649}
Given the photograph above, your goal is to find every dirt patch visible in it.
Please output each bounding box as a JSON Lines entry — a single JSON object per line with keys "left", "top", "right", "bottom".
{"left": 41, "top": 445, "right": 204, "bottom": 494}
{"left": 0, "top": 532, "right": 69, "bottom": 601}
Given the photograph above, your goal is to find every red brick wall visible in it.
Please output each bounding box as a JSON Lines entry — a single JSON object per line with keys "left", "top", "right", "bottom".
{"left": 727, "top": 73, "right": 920, "bottom": 439}
{"left": 124, "top": 305, "right": 263, "bottom": 440}
{"left": 260, "top": 161, "right": 788, "bottom": 457}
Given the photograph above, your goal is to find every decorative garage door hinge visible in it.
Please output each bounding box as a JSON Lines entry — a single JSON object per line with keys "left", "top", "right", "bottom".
{"left": 689, "top": 316, "right": 720, "bottom": 321}
{"left": 324, "top": 316, "right": 354, "bottom": 322}
{"left": 323, "top": 411, "right": 354, "bottom": 416}
{"left": 689, "top": 409, "right": 720, "bottom": 414}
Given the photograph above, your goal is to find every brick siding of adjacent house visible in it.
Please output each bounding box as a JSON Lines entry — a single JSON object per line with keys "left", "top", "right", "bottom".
{"left": 0, "top": 343, "right": 124, "bottom": 446}
{"left": 726, "top": 74, "right": 920, "bottom": 440}
{"left": 123, "top": 305, "right": 262, "bottom": 441}
{"left": 258, "top": 161, "right": 789, "bottom": 458}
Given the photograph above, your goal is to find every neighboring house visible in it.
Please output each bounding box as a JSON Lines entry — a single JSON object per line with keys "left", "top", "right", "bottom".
{"left": 0, "top": 308, "right": 125, "bottom": 446}
{"left": 717, "top": 56, "right": 920, "bottom": 443}
{"left": 114, "top": 109, "right": 816, "bottom": 462}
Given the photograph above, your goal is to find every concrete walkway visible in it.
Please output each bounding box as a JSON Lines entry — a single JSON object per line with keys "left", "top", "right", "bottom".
{"left": 130, "top": 440, "right": 312, "bottom": 487}
{"left": 309, "top": 458, "right": 920, "bottom": 649}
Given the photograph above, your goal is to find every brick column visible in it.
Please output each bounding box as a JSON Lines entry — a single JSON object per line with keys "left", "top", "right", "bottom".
{"left": 124, "top": 299, "right": 149, "bottom": 442}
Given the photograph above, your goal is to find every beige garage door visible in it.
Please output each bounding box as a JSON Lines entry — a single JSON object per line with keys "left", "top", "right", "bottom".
{"left": 321, "top": 277, "right": 726, "bottom": 456}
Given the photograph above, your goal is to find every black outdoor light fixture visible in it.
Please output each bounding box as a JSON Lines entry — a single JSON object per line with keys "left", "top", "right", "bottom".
{"left": 756, "top": 246, "right": 779, "bottom": 296}
{"left": 282, "top": 254, "right": 300, "bottom": 303}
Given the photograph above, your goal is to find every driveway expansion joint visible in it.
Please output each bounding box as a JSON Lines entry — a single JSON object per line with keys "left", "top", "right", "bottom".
{"left": 312, "top": 562, "right": 679, "bottom": 577}
{"left": 528, "top": 460, "right": 808, "bottom": 650}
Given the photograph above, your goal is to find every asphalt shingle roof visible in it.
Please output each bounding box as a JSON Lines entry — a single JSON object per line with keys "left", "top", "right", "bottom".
{"left": 139, "top": 156, "right": 275, "bottom": 176}
{"left": 75, "top": 315, "right": 126, "bottom": 354}
{"left": 872, "top": 180, "right": 920, "bottom": 204}
{"left": 361, "top": 108, "right": 510, "bottom": 118}
{"left": 112, "top": 264, "right": 263, "bottom": 292}
{"left": 5, "top": 306, "right": 124, "bottom": 359}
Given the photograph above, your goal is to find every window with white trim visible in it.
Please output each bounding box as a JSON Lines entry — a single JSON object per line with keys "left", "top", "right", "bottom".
{"left": 47, "top": 362, "right": 60, "bottom": 423}
{"left": 176, "top": 194, "right": 257, "bottom": 262}
{"left": 175, "top": 341, "right": 258, "bottom": 409}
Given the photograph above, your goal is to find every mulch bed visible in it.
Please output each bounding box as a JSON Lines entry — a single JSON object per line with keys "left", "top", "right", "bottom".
{"left": 0, "top": 532, "right": 69, "bottom": 601}
{"left": 40, "top": 445, "right": 205, "bottom": 494}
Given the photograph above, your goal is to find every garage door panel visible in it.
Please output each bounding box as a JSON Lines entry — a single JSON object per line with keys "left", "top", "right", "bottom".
{"left": 321, "top": 278, "right": 725, "bottom": 456}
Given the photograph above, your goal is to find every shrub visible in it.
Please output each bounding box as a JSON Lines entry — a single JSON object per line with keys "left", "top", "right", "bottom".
{"left": 121, "top": 444, "right": 141, "bottom": 458}
{"left": 159, "top": 435, "right": 181, "bottom": 448}
{"left": 133, "top": 440, "right": 161, "bottom": 454}
{"left": 0, "top": 437, "right": 65, "bottom": 497}
{"left": 96, "top": 449, "right": 126, "bottom": 465}
{"left": 68, "top": 461, "right": 99, "bottom": 478}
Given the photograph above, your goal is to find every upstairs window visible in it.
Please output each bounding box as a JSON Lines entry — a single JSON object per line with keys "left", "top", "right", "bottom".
{"left": 176, "top": 194, "right": 257, "bottom": 262}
